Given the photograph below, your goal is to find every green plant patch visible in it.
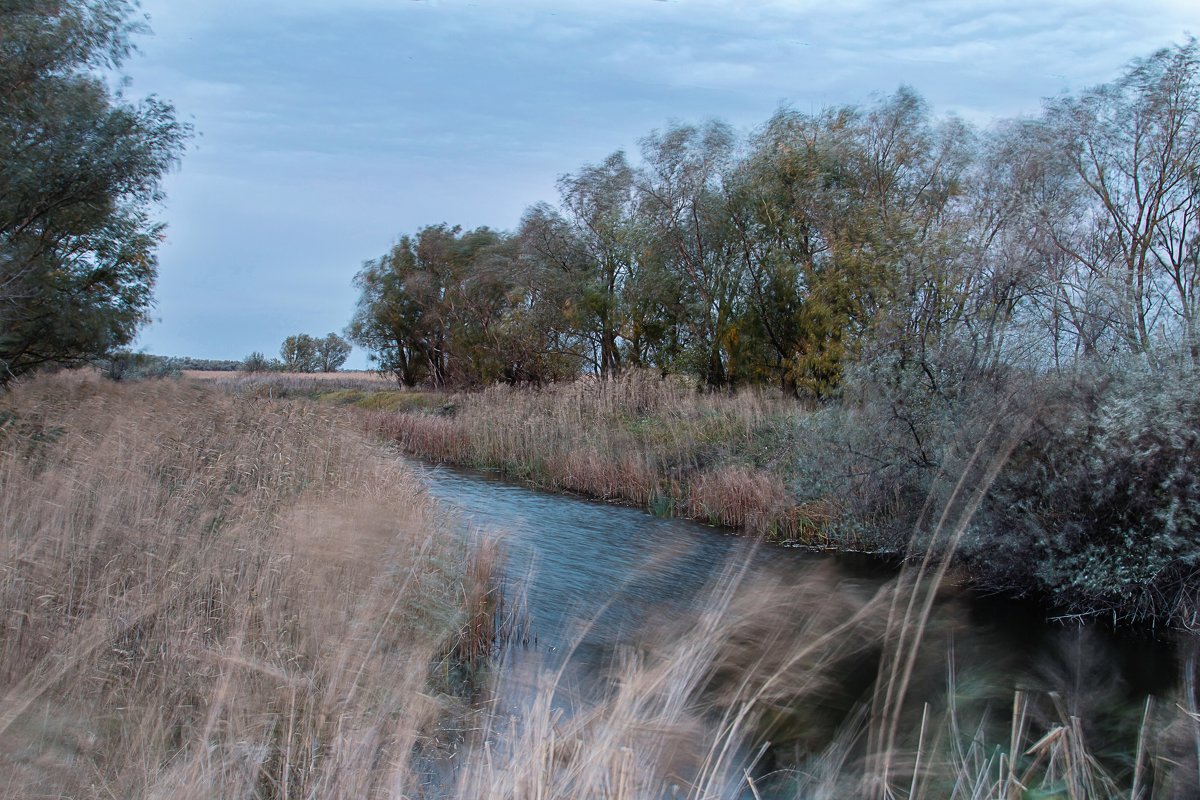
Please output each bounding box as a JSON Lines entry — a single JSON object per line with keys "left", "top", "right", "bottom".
{"left": 372, "top": 392, "right": 446, "bottom": 413}
{"left": 318, "top": 389, "right": 367, "bottom": 405}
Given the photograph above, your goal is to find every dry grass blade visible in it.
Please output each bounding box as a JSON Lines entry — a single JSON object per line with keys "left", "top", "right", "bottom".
{"left": 0, "top": 374, "right": 489, "bottom": 798}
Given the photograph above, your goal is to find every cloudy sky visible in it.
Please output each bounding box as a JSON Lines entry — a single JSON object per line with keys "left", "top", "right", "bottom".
{"left": 127, "top": 0, "right": 1196, "bottom": 367}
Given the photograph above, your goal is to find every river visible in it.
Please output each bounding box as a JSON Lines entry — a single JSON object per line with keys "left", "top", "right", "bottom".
{"left": 414, "top": 461, "right": 1181, "bottom": 794}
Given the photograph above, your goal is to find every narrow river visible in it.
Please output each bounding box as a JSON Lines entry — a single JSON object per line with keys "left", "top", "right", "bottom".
{"left": 414, "top": 461, "right": 1180, "bottom": 790}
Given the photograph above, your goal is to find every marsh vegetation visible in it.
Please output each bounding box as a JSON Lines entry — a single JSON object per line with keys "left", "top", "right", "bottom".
{"left": 3, "top": 0, "right": 1199, "bottom": 796}
{"left": 3, "top": 376, "right": 1198, "bottom": 799}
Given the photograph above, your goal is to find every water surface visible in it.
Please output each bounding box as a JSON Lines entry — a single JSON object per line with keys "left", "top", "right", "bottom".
{"left": 415, "top": 461, "right": 1179, "bottom": 785}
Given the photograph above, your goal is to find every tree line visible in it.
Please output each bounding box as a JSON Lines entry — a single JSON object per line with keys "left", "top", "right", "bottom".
{"left": 350, "top": 40, "right": 1199, "bottom": 396}
{"left": 242, "top": 332, "right": 352, "bottom": 373}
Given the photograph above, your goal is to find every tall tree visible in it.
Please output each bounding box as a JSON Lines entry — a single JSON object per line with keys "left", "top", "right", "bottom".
{"left": 637, "top": 121, "right": 744, "bottom": 388}
{"left": 316, "top": 332, "right": 351, "bottom": 372}
{"left": 280, "top": 334, "right": 319, "bottom": 372}
{"left": 350, "top": 225, "right": 576, "bottom": 387}
{"left": 1037, "top": 39, "right": 1200, "bottom": 360}
{"left": 737, "top": 90, "right": 975, "bottom": 396}
{"left": 0, "top": 0, "right": 188, "bottom": 384}
{"left": 520, "top": 152, "right": 642, "bottom": 377}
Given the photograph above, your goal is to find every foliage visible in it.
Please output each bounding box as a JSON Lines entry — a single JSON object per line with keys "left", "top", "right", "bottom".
{"left": 344, "top": 40, "right": 1200, "bottom": 624}
{"left": 98, "top": 349, "right": 180, "bottom": 381}
{"left": 349, "top": 225, "right": 581, "bottom": 388}
{"left": 278, "top": 332, "right": 348, "bottom": 372}
{"left": 94, "top": 352, "right": 243, "bottom": 378}
{"left": 0, "top": 0, "right": 188, "bottom": 385}
{"left": 241, "top": 350, "right": 273, "bottom": 372}
{"left": 280, "top": 333, "right": 319, "bottom": 372}
{"left": 969, "top": 356, "right": 1200, "bottom": 623}
{"left": 316, "top": 331, "right": 352, "bottom": 371}
{"left": 350, "top": 40, "right": 1197, "bottom": 398}
{"left": 169, "top": 355, "right": 243, "bottom": 371}
{"left": 1035, "top": 39, "right": 1200, "bottom": 359}
{"left": 520, "top": 152, "right": 643, "bottom": 377}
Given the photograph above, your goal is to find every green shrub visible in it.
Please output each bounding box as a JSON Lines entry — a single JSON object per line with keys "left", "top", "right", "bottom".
{"left": 968, "top": 357, "right": 1200, "bottom": 624}
{"left": 241, "top": 351, "right": 273, "bottom": 372}
{"left": 100, "top": 352, "right": 181, "bottom": 381}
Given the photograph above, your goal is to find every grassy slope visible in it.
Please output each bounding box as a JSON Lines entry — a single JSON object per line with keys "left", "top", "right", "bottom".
{"left": 0, "top": 375, "right": 489, "bottom": 798}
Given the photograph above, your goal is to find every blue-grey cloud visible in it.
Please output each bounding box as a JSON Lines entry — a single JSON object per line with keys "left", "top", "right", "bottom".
{"left": 128, "top": 0, "right": 1196, "bottom": 366}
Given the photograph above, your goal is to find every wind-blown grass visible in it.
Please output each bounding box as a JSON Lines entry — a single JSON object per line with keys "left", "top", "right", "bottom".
{"left": 0, "top": 374, "right": 490, "bottom": 798}
{"left": 6, "top": 372, "right": 1194, "bottom": 798}
{"left": 458, "top": 556, "right": 1198, "bottom": 799}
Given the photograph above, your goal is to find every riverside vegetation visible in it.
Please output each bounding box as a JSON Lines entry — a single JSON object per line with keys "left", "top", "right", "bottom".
{"left": 217, "top": 353, "right": 1200, "bottom": 630}
{"left": 4, "top": 373, "right": 1199, "bottom": 798}
{"left": 336, "top": 39, "right": 1200, "bottom": 629}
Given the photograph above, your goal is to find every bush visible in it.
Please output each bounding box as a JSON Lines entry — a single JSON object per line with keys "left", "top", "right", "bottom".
{"left": 967, "top": 357, "right": 1200, "bottom": 624}
{"left": 785, "top": 353, "right": 1018, "bottom": 550}
{"left": 241, "top": 351, "right": 272, "bottom": 372}
{"left": 99, "top": 351, "right": 181, "bottom": 381}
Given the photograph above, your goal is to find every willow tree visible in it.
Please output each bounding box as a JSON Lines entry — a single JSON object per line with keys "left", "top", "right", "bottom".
{"left": 736, "top": 90, "right": 975, "bottom": 397}
{"left": 0, "top": 0, "right": 188, "bottom": 384}
{"left": 637, "top": 121, "right": 745, "bottom": 388}
{"left": 520, "top": 152, "right": 643, "bottom": 378}
{"left": 1038, "top": 39, "right": 1200, "bottom": 361}
{"left": 350, "top": 225, "right": 577, "bottom": 387}
{"left": 349, "top": 225, "right": 482, "bottom": 387}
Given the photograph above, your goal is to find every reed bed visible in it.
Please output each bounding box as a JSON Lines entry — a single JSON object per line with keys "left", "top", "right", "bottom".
{"left": 0, "top": 374, "right": 490, "bottom": 798}
{"left": 362, "top": 372, "right": 832, "bottom": 543}
{"left": 192, "top": 370, "right": 397, "bottom": 395}
{"left": 7, "top": 372, "right": 1194, "bottom": 798}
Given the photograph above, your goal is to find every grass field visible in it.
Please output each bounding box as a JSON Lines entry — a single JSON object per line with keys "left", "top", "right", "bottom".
{"left": 183, "top": 369, "right": 390, "bottom": 381}
{"left": 6, "top": 372, "right": 1195, "bottom": 798}
{"left": 0, "top": 374, "right": 491, "bottom": 797}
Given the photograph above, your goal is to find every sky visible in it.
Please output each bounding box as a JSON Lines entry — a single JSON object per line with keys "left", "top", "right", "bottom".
{"left": 126, "top": 0, "right": 1196, "bottom": 368}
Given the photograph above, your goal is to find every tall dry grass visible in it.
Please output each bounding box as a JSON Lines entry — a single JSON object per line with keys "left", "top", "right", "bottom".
{"left": 6, "top": 373, "right": 1194, "bottom": 798}
{"left": 0, "top": 374, "right": 490, "bottom": 798}
{"left": 190, "top": 370, "right": 397, "bottom": 395}
{"left": 362, "top": 371, "right": 834, "bottom": 543}
{"left": 453, "top": 397, "right": 1199, "bottom": 799}
{"left": 458, "top": 559, "right": 1199, "bottom": 799}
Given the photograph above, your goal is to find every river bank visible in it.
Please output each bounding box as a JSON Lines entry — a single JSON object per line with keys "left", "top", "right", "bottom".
{"left": 208, "top": 365, "right": 1200, "bottom": 630}
{"left": 418, "top": 461, "right": 1194, "bottom": 799}
{"left": 9, "top": 372, "right": 1196, "bottom": 797}
{"left": 211, "top": 370, "right": 840, "bottom": 543}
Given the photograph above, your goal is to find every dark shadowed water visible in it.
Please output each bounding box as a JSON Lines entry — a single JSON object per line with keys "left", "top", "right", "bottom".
{"left": 414, "top": 461, "right": 1181, "bottom": 787}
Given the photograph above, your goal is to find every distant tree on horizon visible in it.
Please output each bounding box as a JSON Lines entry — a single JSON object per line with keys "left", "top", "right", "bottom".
{"left": 316, "top": 333, "right": 352, "bottom": 372}
{"left": 279, "top": 332, "right": 351, "bottom": 372}
{"left": 241, "top": 351, "right": 272, "bottom": 373}
{"left": 280, "top": 334, "right": 319, "bottom": 372}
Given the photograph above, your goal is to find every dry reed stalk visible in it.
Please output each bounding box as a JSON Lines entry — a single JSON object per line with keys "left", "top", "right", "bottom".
{"left": 0, "top": 375, "right": 489, "bottom": 798}
{"left": 3, "top": 375, "right": 1189, "bottom": 798}
{"left": 686, "top": 465, "right": 795, "bottom": 533}
{"left": 362, "top": 371, "right": 833, "bottom": 543}
{"left": 455, "top": 548, "right": 1191, "bottom": 799}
